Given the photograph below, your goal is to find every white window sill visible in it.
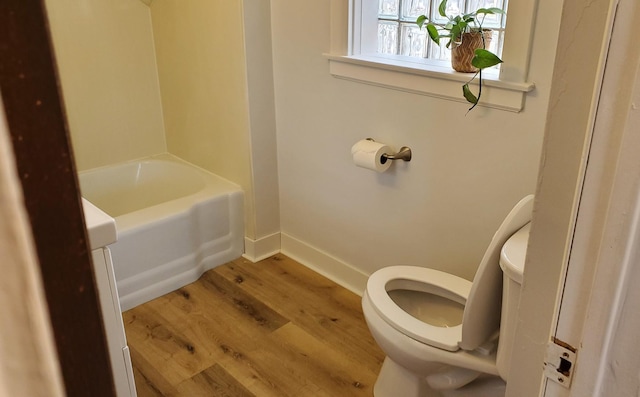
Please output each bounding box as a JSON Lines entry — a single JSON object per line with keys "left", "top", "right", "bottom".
{"left": 325, "top": 54, "right": 535, "bottom": 112}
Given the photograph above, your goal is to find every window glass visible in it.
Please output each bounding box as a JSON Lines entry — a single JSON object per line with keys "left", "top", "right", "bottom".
{"left": 378, "top": 0, "right": 507, "bottom": 61}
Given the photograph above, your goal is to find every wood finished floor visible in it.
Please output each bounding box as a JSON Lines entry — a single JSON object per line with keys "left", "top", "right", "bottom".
{"left": 123, "top": 254, "right": 385, "bottom": 397}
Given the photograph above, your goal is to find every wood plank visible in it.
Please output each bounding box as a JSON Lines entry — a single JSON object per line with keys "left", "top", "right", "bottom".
{"left": 220, "top": 323, "right": 377, "bottom": 396}
{"left": 124, "top": 254, "right": 385, "bottom": 396}
{"left": 123, "top": 300, "right": 220, "bottom": 386}
{"left": 215, "top": 255, "right": 385, "bottom": 373}
{"left": 174, "top": 364, "right": 255, "bottom": 397}
{"left": 269, "top": 322, "right": 378, "bottom": 395}
{"left": 215, "top": 337, "right": 334, "bottom": 397}
{"left": 128, "top": 345, "right": 179, "bottom": 397}
{"left": 199, "top": 270, "right": 290, "bottom": 333}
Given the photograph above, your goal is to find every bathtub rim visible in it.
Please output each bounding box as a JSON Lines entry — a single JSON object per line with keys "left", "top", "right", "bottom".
{"left": 79, "top": 153, "right": 243, "bottom": 232}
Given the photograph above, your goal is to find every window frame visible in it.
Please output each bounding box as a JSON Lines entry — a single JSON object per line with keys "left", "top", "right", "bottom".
{"left": 326, "top": 0, "right": 537, "bottom": 112}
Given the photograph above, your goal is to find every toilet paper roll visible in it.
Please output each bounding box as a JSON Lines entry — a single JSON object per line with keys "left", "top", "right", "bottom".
{"left": 351, "top": 139, "right": 392, "bottom": 173}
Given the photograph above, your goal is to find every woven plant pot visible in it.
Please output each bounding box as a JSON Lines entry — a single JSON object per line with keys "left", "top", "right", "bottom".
{"left": 451, "top": 30, "right": 493, "bottom": 73}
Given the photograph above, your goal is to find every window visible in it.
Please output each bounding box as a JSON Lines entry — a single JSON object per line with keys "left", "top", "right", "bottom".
{"left": 376, "top": 0, "right": 507, "bottom": 62}
{"left": 326, "top": 0, "right": 536, "bottom": 112}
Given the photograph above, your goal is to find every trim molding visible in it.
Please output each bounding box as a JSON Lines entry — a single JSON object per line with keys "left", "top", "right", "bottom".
{"left": 327, "top": 54, "right": 534, "bottom": 112}
{"left": 281, "top": 233, "right": 368, "bottom": 296}
{"left": 243, "top": 232, "right": 281, "bottom": 263}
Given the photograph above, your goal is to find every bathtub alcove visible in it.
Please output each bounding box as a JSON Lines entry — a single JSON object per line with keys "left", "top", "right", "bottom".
{"left": 80, "top": 153, "right": 244, "bottom": 310}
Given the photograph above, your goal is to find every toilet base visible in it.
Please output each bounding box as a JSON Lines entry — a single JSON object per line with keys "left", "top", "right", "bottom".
{"left": 374, "top": 357, "right": 506, "bottom": 397}
{"left": 441, "top": 375, "right": 506, "bottom": 397}
{"left": 374, "top": 357, "right": 442, "bottom": 397}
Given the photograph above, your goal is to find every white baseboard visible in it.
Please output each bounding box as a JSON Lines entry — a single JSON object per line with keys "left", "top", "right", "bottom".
{"left": 280, "top": 233, "right": 368, "bottom": 296}
{"left": 243, "top": 232, "right": 281, "bottom": 262}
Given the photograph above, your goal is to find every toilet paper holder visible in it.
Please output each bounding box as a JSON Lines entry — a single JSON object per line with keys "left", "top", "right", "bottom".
{"left": 366, "top": 138, "right": 412, "bottom": 163}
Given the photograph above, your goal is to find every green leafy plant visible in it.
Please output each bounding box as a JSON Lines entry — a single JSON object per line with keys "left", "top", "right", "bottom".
{"left": 417, "top": 0, "right": 505, "bottom": 111}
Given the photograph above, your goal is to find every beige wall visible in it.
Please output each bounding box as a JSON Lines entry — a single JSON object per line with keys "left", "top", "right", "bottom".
{"left": 44, "top": 0, "right": 166, "bottom": 171}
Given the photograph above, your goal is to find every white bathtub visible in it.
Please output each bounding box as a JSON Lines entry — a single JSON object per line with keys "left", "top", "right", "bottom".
{"left": 79, "top": 154, "right": 244, "bottom": 310}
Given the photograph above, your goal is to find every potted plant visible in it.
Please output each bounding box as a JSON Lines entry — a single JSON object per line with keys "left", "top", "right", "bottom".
{"left": 417, "top": 0, "right": 505, "bottom": 110}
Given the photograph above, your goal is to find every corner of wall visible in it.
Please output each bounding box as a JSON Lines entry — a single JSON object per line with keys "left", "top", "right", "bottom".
{"left": 280, "top": 233, "right": 369, "bottom": 296}
{"left": 243, "top": 232, "right": 281, "bottom": 263}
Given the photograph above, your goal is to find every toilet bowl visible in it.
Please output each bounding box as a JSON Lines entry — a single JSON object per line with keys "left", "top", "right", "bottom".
{"left": 363, "top": 195, "right": 534, "bottom": 397}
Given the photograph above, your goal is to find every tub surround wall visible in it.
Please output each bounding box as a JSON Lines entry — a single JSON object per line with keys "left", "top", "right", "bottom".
{"left": 45, "top": 0, "right": 282, "bottom": 255}
{"left": 149, "top": 0, "right": 261, "bottom": 243}
{"left": 44, "top": 0, "right": 166, "bottom": 171}
{"left": 149, "top": 0, "right": 251, "bottom": 196}
{"left": 148, "top": 0, "right": 282, "bottom": 254}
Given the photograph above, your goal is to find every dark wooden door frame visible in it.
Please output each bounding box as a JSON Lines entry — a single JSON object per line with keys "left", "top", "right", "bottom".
{"left": 0, "top": 1, "right": 116, "bottom": 396}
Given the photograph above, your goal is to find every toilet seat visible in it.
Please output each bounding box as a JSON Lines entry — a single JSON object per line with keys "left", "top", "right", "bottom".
{"left": 366, "top": 265, "right": 472, "bottom": 352}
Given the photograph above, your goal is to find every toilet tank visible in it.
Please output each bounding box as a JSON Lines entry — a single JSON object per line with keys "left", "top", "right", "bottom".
{"left": 496, "top": 222, "right": 531, "bottom": 380}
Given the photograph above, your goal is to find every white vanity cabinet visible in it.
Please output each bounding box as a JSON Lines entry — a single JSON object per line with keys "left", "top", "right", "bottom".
{"left": 83, "top": 199, "right": 137, "bottom": 397}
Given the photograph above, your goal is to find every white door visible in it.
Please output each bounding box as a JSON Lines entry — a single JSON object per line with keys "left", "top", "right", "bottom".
{"left": 505, "top": 0, "right": 640, "bottom": 395}
{"left": 540, "top": 0, "right": 640, "bottom": 395}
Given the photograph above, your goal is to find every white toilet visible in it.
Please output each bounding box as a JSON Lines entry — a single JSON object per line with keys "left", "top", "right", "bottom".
{"left": 362, "top": 195, "right": 534, "bottom": 397}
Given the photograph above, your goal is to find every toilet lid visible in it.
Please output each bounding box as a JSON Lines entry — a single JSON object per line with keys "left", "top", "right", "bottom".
{"left": 499, "top": 222, "right": 530, "bottom": 285}
{"left": 366, "top": 265, "right": 472, "bottom": 352}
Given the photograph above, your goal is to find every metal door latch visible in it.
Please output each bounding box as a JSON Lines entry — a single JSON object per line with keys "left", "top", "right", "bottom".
{"left": 544, "top": 338, "right": 577, "bottom": 388}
